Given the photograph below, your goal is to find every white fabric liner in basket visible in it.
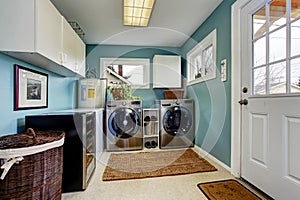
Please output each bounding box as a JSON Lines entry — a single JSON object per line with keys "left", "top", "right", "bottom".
{"left": 0, "top": 137, "right": 64, "bottom": 180}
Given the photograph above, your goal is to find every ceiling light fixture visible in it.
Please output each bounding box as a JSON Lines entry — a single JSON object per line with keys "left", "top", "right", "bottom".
{"left": 123, "top": 0, "right": 156, "bottom": 27}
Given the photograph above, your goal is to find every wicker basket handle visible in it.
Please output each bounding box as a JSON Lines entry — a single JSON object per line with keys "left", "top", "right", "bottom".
{"left": 26, "top": 128, "right": 36, "bottom": 138}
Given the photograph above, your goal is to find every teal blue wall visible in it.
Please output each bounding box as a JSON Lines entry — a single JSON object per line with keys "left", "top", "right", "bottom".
{"left": 0, "top": 0, "right": 235, "bottom": 167}
{"left": 86, "top": 45, "right": 181, "bottom": 108}
{"left": 181, "top": 0, "right": 236, "bottom": 166}
{"left": 0, "top": 53, "right": 77, "bottom": 136}
{"left": 86, "top": 0, "right": 236, "bottom": 166}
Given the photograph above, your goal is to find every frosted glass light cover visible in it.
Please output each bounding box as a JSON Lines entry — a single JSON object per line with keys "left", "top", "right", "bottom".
{"left": 123, "top": 0, "right": 155, "bottom": 26}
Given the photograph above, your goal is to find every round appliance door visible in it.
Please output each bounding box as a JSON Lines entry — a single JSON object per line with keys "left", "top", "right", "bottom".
{"left": 163, "top": 106, "right": 192, "bottom": 136}
{"left": 108, "top": 107, "right": 141, "bottom": 139}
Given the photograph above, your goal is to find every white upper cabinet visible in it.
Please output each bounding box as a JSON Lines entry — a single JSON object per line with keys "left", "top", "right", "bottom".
{"left": 62, "top": 17, "right": 86, "bottom": 77}
{"left": 36, "top": 0, "right": 62, "bottom": 65}
{"left": 75, "top": 36, "right": 86, "bottom": 77}
{"left": 0, "top": 0, "right": 35, "bottom": 52}
{"left": 153, "top": 55, "right": 182, "bottom": 88}
{"left": 62, "top": 17, "right": 77, "bottom": 72}
{"left": 0, "top": 0, "right": 85, "bottom": 77}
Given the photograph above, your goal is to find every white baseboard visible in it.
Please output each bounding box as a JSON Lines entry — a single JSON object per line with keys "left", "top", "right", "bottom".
{"left": 193, "top": 145, "right": 231, "bottom": 173}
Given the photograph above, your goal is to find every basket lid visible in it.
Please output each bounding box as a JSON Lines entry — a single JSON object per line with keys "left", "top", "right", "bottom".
{"left": 0, "top": 128, "right": 65, "bottom": 149}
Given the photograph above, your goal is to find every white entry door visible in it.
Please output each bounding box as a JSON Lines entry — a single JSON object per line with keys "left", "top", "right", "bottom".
{"left": 241, "top": 0, "right": 300, "bottom": 199}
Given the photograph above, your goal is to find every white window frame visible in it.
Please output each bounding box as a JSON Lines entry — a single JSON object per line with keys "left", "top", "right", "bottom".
{"left": 100, "top": 57, "right": 150, "bottom": 89}
{"left": 187, "top": 29, "right": 217, "bottom": 85}
{"left": 251, "top": 1, "right": 300, "bottom": 96}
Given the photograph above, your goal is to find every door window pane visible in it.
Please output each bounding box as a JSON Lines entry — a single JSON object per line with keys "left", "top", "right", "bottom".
{"left": 291, "top": 0, "right": 300, "bottom": 20}
{"left": 269, "top": 27, "right": 286, "bottom": 63}
{"left": 291, "top": 19, "right": 300, "bottom": 57}
{"left": 269, "top": 0, "right": 287, "bottom": 32}
{"left": 253, "top": 7, "right": 267, "bottom": 39}
{"left": 269, "top": 61, "right": 286, "bottom": 94}
{"left": 290, "top": 58, "right": 300, "bottom": 93}
{"left": 253, "top": 67, "right": 267, "bottom": 95}
{"left": 253, "top": 36, "right": 266, "bottom": 66}
{"left": 251, "top": 0, "right": 300, "bottom": 95}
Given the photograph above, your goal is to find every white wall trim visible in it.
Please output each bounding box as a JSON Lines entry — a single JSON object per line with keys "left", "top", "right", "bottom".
{"left": 193, "top": 145, "right": 231, "bottom": 173}
{"left": 231, "top": 0, "right": 251, "bottom": 178}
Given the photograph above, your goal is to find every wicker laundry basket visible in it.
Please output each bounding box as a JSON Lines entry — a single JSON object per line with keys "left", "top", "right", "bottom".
{"left": 0, "top": 128, "right": 65, "bottom": 200}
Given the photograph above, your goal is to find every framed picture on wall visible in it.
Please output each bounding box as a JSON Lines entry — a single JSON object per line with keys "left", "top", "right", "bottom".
{"left": 14, "top": 64, "right": 48, "bottom": 110}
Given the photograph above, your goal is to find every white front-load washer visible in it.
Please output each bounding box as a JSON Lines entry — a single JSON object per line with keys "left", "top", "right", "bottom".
{"left": 106, "top": 100, "right": 143, "bottom": 151}
{"left": 158, "top": 99, "right": 195, "bottom": 149}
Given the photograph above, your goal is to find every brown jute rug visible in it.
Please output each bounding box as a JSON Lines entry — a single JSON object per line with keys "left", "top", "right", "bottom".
{"left": 197, "top": 179, "right": 262, "bottom": 200}
{"left": 102, "top": 148, "right": 217, "bottom": 181}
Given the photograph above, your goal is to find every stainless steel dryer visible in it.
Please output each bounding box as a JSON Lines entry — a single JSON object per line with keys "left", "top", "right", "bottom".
{"left": 158, "top": 99, "right": 195, "bottom": 149}
{"left": 106, "top": 100, "right": 143, "bottom": 151}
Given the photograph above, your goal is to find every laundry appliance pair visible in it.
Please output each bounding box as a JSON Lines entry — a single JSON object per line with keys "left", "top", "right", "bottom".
{"left": 105, "top": 99, "right": 195, "bottom": 151}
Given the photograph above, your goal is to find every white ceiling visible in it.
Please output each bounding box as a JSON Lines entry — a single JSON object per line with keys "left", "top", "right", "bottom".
{"left": 51, "top": 0, "right": 222, "bottom": 47}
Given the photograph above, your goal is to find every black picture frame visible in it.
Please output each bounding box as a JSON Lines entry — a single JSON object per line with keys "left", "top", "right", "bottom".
{"left": 14, "top": 64, "right": 48, "bottom": 110}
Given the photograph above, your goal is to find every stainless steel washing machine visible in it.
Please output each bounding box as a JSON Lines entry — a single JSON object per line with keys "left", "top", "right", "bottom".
{"left": 106, "top": 100, "right": 143, "bottom": 151}
{"left": 157, "top": 99, "right": 195, "bottom": 149}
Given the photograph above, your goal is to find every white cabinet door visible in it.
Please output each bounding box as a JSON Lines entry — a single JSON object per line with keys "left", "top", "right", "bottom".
{"left": 62, "top": 17, "right": 77, "bottom": 72}
{"left": 75, "top": 34, "right": 86, "bottom": 77}
{"left": 0, "top": 0, "right": 35, "bottom": 51}
{"left": 153, "top": 55, "right": 181, "bottom": 88}
{"left": 62, "top": 17, "right": 86, "bottom": 77}
{"left": 35, "top": 0, "right": 62, "bottom": 65}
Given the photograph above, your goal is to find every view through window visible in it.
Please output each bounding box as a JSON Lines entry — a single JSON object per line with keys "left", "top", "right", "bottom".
{"left": 252, "top": 0, "right": 300, "bottom": 95}
{"left": 100, "top": 58, "right": 150, "bottom": 89}
{"left": 186, "top": 29, "right": 217, "bottom": 85}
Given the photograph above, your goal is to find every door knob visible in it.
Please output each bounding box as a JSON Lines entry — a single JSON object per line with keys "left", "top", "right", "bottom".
{"left": 238, "top": 99, "right": 248, "bottom": 105}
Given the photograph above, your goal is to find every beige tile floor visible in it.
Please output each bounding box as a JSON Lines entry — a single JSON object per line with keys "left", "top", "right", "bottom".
{"left": 62, "top": 148, "right": 268, "bottom": 200}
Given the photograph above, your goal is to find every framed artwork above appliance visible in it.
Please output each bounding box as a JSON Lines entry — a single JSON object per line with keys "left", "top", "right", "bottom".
{"left": 14, "top": 64, "right": 48, "bottom": 110}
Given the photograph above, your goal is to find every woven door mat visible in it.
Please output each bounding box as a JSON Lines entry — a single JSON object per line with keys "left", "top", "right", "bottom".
{"left": 197, "top": 179, "right": 262, "bottom": 200}
{"left": 102, "top": 148, "right": 217, "bottom": 181}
